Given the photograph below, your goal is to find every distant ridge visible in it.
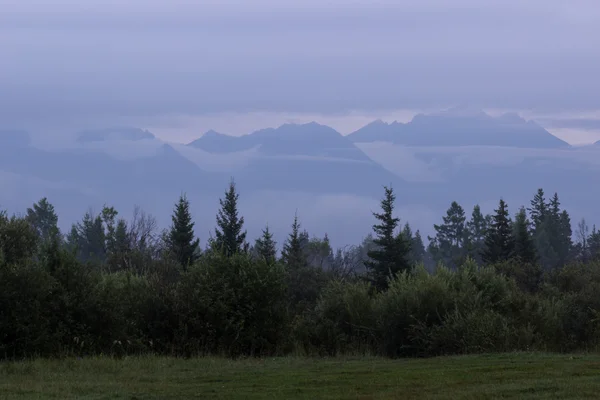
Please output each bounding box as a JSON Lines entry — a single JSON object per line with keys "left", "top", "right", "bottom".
{"left": 347, "top": 109, "right": 570, "bottom": 148}
{"left": 187, "top": 122, "right": 371, "bottom": 161}
{"left": 77, "top": 127, "right": 155, "bottom": 143}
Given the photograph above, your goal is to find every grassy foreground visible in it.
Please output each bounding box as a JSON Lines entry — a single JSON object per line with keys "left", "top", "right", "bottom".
{"left": 1, "top": 353, "right": 600, "bottom": 399}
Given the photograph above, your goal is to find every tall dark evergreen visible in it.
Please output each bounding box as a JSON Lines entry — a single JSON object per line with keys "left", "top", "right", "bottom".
{"left": 213, "top": 179, "right": 247, "bottom": 256}
{"left": 482, "top": 199, "right": 515, "bottom": 264}
{"left": 254, "top": 225, "right": 277, "bottom": 265}
{"left": 280, "top": 214, "right": 305, "bottom": 268}
{"left": 365, "top": 186, "right": 411, "bottom": 290}
{"left": 528, "top": 188, "right": 547, "bottom": 230}
{"left": 466, "top": 204, "right": 488, "bottom": 264}
{"left": 26, "top": 197, "right": 59, "bottom": 243}
{"left": 167, "top": 194, "right": 200, "bottom": 269}
{"left": 513, "top": 207, "right": 537, "bottom": 264}
{"left": 67, "top": 211, "right": 107, "bottom": 264}
{"left": 403, "top": 223, "right": 425, "bottom": 266}
{"left": 428, "top": 201, "right": 467, "bottom": 268}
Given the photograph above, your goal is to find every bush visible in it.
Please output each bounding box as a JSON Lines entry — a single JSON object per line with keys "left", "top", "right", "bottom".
{"left": 294, "top": 279, "right": 376, "bottom": 356}
{"left": 174, "top": 253, "right": 288, "bottom": 357}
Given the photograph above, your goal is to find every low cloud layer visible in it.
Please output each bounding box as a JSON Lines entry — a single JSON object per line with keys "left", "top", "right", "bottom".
{"left": 2, "top": 0, "right": 600, "bottom": 129}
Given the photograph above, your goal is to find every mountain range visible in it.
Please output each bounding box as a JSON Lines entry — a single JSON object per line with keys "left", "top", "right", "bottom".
{"left": 347, "top": 108, "right": 570, "bottom": 148}
{"left": 1, "top": 110, "right": 599, "bottom": 248}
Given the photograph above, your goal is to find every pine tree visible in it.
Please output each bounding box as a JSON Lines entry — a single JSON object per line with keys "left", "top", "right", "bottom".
{"left": 280, "top": 213, "right": 305, "bottom": 268}
{"left": 167, "top": 194, "right": 200, "bottom": 269}
{"left": 213, "top": 179, "right": 247, "bottom": 256}
{"left": 482, "top": 199, "right": 515, "bottom": 264}
{"left": 254, "top": 224, "right": 277, "bottom": 264}
{"left": 412, "top": 229, "right": 426, "bottom": 266}
{"left": 69, "top": 211, "right": 106, "bottom": 264}
{"left": 26, "top": 197, "right": 59, "bottom": 243}
{"left": 513, "top": 207, "right": 537, "bottom": 264}
{"left": 466, "top": 204, "right": 488, "bottom": 264}
{"left": 428, "top": 201, "right": 467, "bottom": 268}
{"left": 528, "top": 188, "right": 547, "bottom": 230}
{"left": 365, "top": 186, "right": 411, "bottom": 290}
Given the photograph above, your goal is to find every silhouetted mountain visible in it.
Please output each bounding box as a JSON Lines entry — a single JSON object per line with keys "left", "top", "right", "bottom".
{"left": 188, "top": 123, "right": 372, "bottom": 161}
{"left": 187, "top": 123, "right": 402, "bottom": 195}
{"left": 77, "top": 127, "right": 155, "bottom": 143}
{"left": 348, "top": 110, "right": 569, "bottom": 148}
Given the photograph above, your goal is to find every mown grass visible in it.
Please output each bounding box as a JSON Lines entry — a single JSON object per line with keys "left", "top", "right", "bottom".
{"left": 1, "top": 353, "right": 600, "bottom": 399}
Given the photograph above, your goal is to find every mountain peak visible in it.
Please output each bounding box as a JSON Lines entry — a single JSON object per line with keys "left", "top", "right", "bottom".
{"left": 348, "top": 110, "right": 569, "bottom": 148}
{"left": 203, "top": 129, "right": 226, "bottom": 138}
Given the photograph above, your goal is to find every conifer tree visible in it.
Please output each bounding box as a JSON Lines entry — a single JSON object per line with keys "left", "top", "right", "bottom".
{"left": 412, "top": 229, "right": 426, "bottom": 265}
{"left": 365, "top": 186, "right": 411, "bottom": 290}
{"left": 466, "top": 204, "right": 488, "bottom": 263}
{"left": 483, "top": 199, "right": 515, "bottom": 264}
{"left": 528, "top": 188, "right": 547, "bottom": 230}
{"left": 254, "top": 225, "right": 277, "bottom": 264}
{"left": 213, "top": 179, "right": 247, "bottom": 256}
{"left": 26, "top": 197, "right": 59, "bottom": 243}
{"left": 167, "top": 194, "right": 200, "bottom": 269}
{"left": 428, "top": 201, "right": 467, "bottom": 268}
{"left": 280, "top": 213, "right": 305, "bottom": 268}
{"left": 513, "top": 207, "right": 537, "bottom": 264}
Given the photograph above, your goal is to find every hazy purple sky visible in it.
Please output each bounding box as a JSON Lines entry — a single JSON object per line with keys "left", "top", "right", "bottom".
{"left": 2, "top": 0, "right": 600, "bottom": 136}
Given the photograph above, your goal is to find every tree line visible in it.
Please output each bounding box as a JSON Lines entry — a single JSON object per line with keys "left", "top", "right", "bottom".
{"left": 1, "top": 180, "right": 600, "bottom": 359}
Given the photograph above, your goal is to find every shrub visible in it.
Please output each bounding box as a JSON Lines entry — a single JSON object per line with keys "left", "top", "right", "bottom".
{"left": 174, "top": 253, "right": 287, "bottom": 357}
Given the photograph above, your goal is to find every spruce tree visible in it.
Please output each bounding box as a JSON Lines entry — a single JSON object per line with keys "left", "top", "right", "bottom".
{"left": 513, "top": 207, "right": 537, "bottom": 264}
{"left": 482, "top": 199, "right": 515, "bottom": 264}
{"left": 280, "top": 214, "right": 305, "bottom": 268}
{"left": 213, "top": 179, "right": 247, "bottom": 256}
{"left": 466, "top": 204, "right": 488, "bottom": 264}
{"left": 428, "top": 201, "right": 467, "bottom": 268}
{"left": 26, "top": 197, "right": 59, "bottom": 243}
{"left": 412, "top": 229, "right": 426, "bottom": 266}
{"left": 365, "top": 186, "right": 411, "bottom": 290}
{"left": 528, "top": 188, "right": 547, "bottom": 230}
{"left": 254, "top": 225, "right": 277, "bottom": 264}
{"left": 168, "top": 194, "right": 200, "bottom": 269}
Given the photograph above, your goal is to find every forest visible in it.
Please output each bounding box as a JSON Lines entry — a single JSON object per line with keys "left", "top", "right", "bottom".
{"left": 2, "top": 180, "right": 600, "bottom": 360}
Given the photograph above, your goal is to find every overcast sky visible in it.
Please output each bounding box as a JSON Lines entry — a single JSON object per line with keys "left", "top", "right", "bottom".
{"left": 2, "top": 0, "right": 600, "bottom": 141}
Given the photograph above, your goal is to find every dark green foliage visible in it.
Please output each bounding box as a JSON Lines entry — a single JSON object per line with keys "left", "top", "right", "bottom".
{"left": 212, "top": 179, "right": 247, "bottom": 257}
{"left": 175, "top": 252, "right": 287, "bottom": 357}
{"left": 167, "top": 194, "right": 200, "bottom": 269}
{"left": 528, "top": 188, "right": 547, "bottom": 229}
{"left": 0, "top": 214, "right": 39, "bottom": 265}
{"left": 528, "top": 190, "right": 574, "bottom": 269}
{"left": 365, "top": 186, "right": 411, "bottom": 290}
{"left": 281, "top": 215, "right": 328, "bottom": 313}
{"left": 67, "top": 211, "right": 107, "bottom": 264}
{"left": 482, "top": 199, "right": 514, "bottom": 264}
{"left": 280, "top": 214, "right": 305, "bottom": 268}
{"left": 253, "top": 225, "right": 277, "bottom": 264}
{"left": 428, "top": 201, "right": 468, "bottom": 268}
{"left": 25, "top": 197, "right": 60, "bottom": 244}
{"left": 303, "top": 233, "right": 334, "bottom": 270}
{"left": 466, "top": 205, "right": 488, "bottom": 264}
{"left": 513, "top": 207, "right": 537, "bottom": 264}
{"left": 1, "top": 184, "right": 598, "bottom": 361}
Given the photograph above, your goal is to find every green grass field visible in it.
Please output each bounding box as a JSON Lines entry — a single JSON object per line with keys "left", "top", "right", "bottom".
{"left": 1, "top": 353, "right": 600, "bottom": 399}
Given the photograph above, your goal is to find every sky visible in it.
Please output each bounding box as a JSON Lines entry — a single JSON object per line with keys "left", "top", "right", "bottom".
{"left": 2, "top": 0, "right": 600, "bottom": 143}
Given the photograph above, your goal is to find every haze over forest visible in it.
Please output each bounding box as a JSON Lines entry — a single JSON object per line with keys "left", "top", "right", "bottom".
{"left": 2, "top": 0, "right": 600, "bottom": 249}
